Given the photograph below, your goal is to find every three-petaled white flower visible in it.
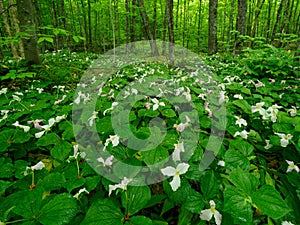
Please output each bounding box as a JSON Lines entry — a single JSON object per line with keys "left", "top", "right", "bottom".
{"left": 88, "top": 111, "right": 98, "bottom": 126}
{"left": 234, "top": 130, "right": 249, "bottom": 139}
{"left": 27, "top": 119, "right": 44, "bottom": 130}
{"left": 73, "top": 188, "right": 89, "bottom": 199}
{"left": 103, "top": 134, "right": 120, "bottom": 151}
{"left": 275, "top": 132, "right": 293, "bottom": 147}
{"left": 109, "top": 177, "right": 132, "bottom": 196}
{"left": 286, "top": 160, "right": 299, "bottom": 173}
{"left": 97, "top": 155, "right": 114, "bottom": 166}
{"left": 282, "top": 221, "right": 295, "bottom": 225}
{"left": 200, "top": 200, "right": 222, "bottom": 225}
{"left": 35, "top": 118, "right": 56, "bottom": 138}
{"left": 233, "top": 94, "right": 243, "bottom": 99}
{"left": 234, "top": 116, "right": 247, "bottom": 127}
{"left": 264, "top": 140, "right": 273, "bottom": 149}
{"left": 287, "top": 106, "right": 297, "bottom": 117}
{"left": 151, "top": 98, "right": 165, "bottom": 111}
{"left": 67, "top": 144, "right": 86, "bottom": 162}
{"left": 12, "top": 121, "right": 30, "bottom": 132}
{"left": 24, "top": 161, "right": 45, "bottom": 176}
{"left": 161, "top": 163, "right": 190, "bottom": 191}
{"left": 251, "top": 102, "right": 265, "bottom": 115}
{"left": 173, "top": 116, "right": 191, "bottom": 133}
{"left": 172, "top": 142, "right": 185, "bottom": 161}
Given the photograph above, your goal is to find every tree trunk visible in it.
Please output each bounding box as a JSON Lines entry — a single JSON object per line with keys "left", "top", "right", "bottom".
{"left": 166, "top": 0, "right": 174, "bottom": 64}
{"left": 271, "top": 0, "right": 285, "bottom": 42}
{"left": 138, "top": 0, "right": 159, "bottom": 56}
{"left": 234, "top": 0, "right": 247, "bottom": 53}
{"left": 251, "top": 0, "right": 266, "bottom": 38}
{"left": 227, "top": 0, "right": 235, "bottom": 52}
{"left": 266, "top": 0, "right": 272, "bottom": 39}
{"left": 8, "top": 0, "right": 24, "bottom": 57}
{"left": 208, "top": 0, "right": 218, "bottom": 55}
{"left": 197, "top": 0, "right": 202, "bottom": 53}
{"left": 130, "top": 0, "right": 136, "bottom": 49}
{"left": 17, "top": 0, "right": 40, "bottom": 64}
{"left": 0, "top": 0, "right": 20, "bottom": 59}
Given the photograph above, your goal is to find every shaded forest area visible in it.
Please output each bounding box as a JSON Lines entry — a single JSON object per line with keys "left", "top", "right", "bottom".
{"left": 0, "top": 0, "right": 299, "bottom": 63}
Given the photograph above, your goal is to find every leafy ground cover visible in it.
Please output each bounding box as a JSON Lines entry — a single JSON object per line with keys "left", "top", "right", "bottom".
{"left": 0, "top": 47, "right": 299, "bottom": 225}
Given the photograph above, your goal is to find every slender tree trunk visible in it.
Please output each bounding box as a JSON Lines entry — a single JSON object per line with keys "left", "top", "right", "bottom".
{"left": 197, "top": 0, "right": 202, "bottom": 53}
{"left": 234, "top": 0, "right": 247, "bottom": 53}
{"left": 8, "top": 0, "right": 24, "bottom": 57}
{"left": 0, "top": 0, "right": 20, "bottom": 58}
{"left": 166, "top": 0, "right": 174, "bottom": 64}
{"left": 80, "top": 0, "right": 88, "bottom": 50}
{"left": 162, "top": 0, "right": 167, "bottom": 55}
{"left": 138, "top": 0, "right": 159, "bottom": 56}
{"left": 271, "top": 0, "right": 285, "bottom": 42}
{"left": 61, "top": 0, "right": 69, "bottom": 49}
{"left": 251, "top": 0, "right": 266, "bottom": 38}
{"left": 266, "top": 0, "right": 272, "bottom": 39}
{"left": 175, "top": 0, "right": 180, "bottom": 30}
{"left": 17, "top": 0, "right": 40, "bottom": 64}
{"left": 227, "top": 0, "right": 235, "bottom": 52}
{"left": 125, "top": 0, "right": 130, "bottom": 53}
{"left": 208, "top": 0, "right": 218, "bottom": 55}
{"left": 130, "top": 0, "right": 136, "bottom": 49}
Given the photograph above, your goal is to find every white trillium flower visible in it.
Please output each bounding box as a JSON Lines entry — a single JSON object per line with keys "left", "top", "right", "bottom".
{"left": 287, "top": 106, "right": 297, "bottom": 117}
{"left": 172, "top": 142, "right": 185, "bottom": 161}
{"left": 108, "top": 177, "right": 132, "bottom": 196}
{"left": 74, "top": 188, "right": 89, "bottom": 199}
{"left": 161, "top": 163, "right": 190, "bottom": 191}
{"left": 286, "top": 160, "right": 299, "bottom": 173}
{"left": 97, "top": 155, "right": 114, "bottom": 166}
{"left": 251, "top": 102, "right": 265, "bottom": 115}
{"left": 103, "top": 134, "right": 120, "bottom": 151}
{"left": 264, "top": 140, "right": 273, "bottom": 149}
{"left": 234, "top": 130, "right": 249, "bottom": 139}
{"left": 151, "top": 98, "right": 165, "bottom": 111}
{"left": 267, "top": 104, "right": 282, "bottom": 114}
{"left": 282, "top": 221, "right": 295, "bottom": 225}
{"left": 200, "top": 200, "right": 222, "bottom": 225}
{"left": 103, "top": 102, "right": 118, "bottom": 115}
{"left": 55, "top": 114, "right": 66, "bottom": 123}
{"left": 233, "top": 94, "right": 243, "bottom": 99}
{"left": 217, "top": 160, "right": 225, "bottom": 167}
{"left": 12, "top": 95, "right": 21, "bottom": 102}
{"left": 25, "top": 161, "right": 45, "bottom": 175}
{"left": 234, "top": 116, "right": 247, "bottom": 127}
{"left": 275, "top": 132, "right": 293, "bottom": 147}
{"left": 0, "top": 88, "right": 8, "bottom": 95}
{"left": 88, "top": 111, "right": 98, "bottom": 126}
{"left": 12, "top": 121, "right": 30, "bottom": 132}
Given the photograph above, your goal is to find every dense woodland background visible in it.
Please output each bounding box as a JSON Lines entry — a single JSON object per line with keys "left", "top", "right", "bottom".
{"left": 0, "top": 0, "right": 299, "bottom": 64}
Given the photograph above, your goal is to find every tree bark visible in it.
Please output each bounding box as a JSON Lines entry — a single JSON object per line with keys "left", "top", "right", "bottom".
{"left": 208, "top": 0, "right": 218, "bottom": 55}
{"left": 227, "top": 0, "right": 235, "bottom": 52}
{"left": 166, "top": 0, "right": 174, "bottom": 64}
{"left": 138, "top": 0, "right": 159, "bottom": 56}
{"left": 234, "top": 0, "right": 247, "bottom": 53}
{"left": 197, "top": 0, "right": 202, "bottom": 53}
{"left": 17, "top": 0, "right": 40, "bottom": 64}
{"left": 271, "top": 0, "right": 285, "bottom": 42}
{"left": 0, "top": 0, "right": 20, "bottom": 59}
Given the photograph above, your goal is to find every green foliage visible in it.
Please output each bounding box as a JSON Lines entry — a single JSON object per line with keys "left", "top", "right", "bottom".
{"left": 0, "top": 49, "right": 299, "bottom": 225}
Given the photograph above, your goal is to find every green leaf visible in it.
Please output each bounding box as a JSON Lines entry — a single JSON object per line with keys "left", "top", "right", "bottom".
{"left": 130, "top": 216, "right": 152, "bottom": 225}
{"left": 224, "top": 185, "right": 253, "bottom": 224}
{"left": 81, "top": 198, "right": 123, "bottom": 225}
{"left": 51, "top": 141, "right": 71, "bottom": 161}
{"left": 182, "top": 190, "right": 204, "bottom": 213}
{"left": 39, "top": 194, "right": 79, "bottom": 225}
{"left": 229, "top": 167, "right": 259, "bottom": 195}
{"left": 162, "top": 109, "right": 176, "bottom": 118}
{"left": 141, "top": 146, "right": 169, "bottom": 166}
{"left": 178, "top": 208, "right": 192, "bottom": 225}
{"left": 36, "top": 133, "right": 61, "bottom": 147}
{"left": 224, "top": 148, "right": 250, "bottom": 170}
{"left": 0, "top": 158, "right": 14, "bottom": 178}
{"left": 121, "top": 186, "right": 151, "bottom": 215}
{"left": 200, "top": 170, "right": 219, "bottom": 199}
{"left": 0, "top": 180, "right": 11, "bottom": 195}
{"left": 38, "top": 173, "right": 66, "bottom": 192}
{"left": 252, "top": 185, "right": 291, "bottom": 219}
{"left": 232, "top": 99, "right": 252, "bottom": 114}
{"left": 229, "top": 139, "right": 254, "bottom": 156}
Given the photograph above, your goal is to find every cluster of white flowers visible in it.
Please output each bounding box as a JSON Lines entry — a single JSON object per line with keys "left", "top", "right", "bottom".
{"left": 35, "top": 115, "right": 66, "bottom": 138}
{"left": 12, "top": 121, "right": 30, "bottom": 132}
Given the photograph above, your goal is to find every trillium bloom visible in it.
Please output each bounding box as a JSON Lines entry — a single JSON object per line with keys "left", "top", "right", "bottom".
{"left": 251, "top": 102, "right": 265, "bottom": 115}
{"left": 151, "top": 98, "right": 165, "bottom": 111}
{"left": 27, "top": 119, "right": 43, "bottom": 130}
{"left": 286, "top": 160, "right": 299, "bottom": 173}
{"left": 161, "top": 163, "right": 190, "bottom": 191}
{"left": 287, "top": 106, "right": 297, "bottom": 117}
{"left": 54, "top": 95, "right": 67, "bottom": 105}
{"left": 12, "top": 95, "right": 21, "bottom": 102}
{"left": 12, "top": 121, "right": 30, "bottom": 132}
{"left": 103, "top": 134, "right": 120, "bottom": 151}
{"left": 97, "top": 155, "right": 114, "bottom": 166}
{"left": 234, "top": 130, "right": 249, "bottom": 139}
{"left": 25, "top": 161, "right": 45, "bottom": 175}
{"left": 267, "top": 104, "right": 282, "bottom": 114}
{"left": 103, "top": 102, "right": 118, "bottom": 115}
{"left": 173, "top": 116, "right": 191, "bottom": 133}
{"left": 234, "top": 116, "right": 247, "bottom": 127}
{"left": 172, "top": 142, "right": 185, "bottom": 161}
{"left": 233, "top": 94, "right": 243, "bottom": 99}
{"left": 108, "top": 177, "right": 132, "bottom": 196}
{"left": 275, "top": 132, "right": 293, "bottom": 147}
{"left": 88, "top": 111, "right": 98, "bottom": 126}
{"left": 204, "top": 102, "right": 213, "bottom": 118}
{"left": 0, "top": 110, "right": 9, "bottom": 123}
{"left": 55, "top": 115, "right": 67, "bottom": 123}
{"left": 264, "top": 140, "right": 273, "bottom": 149}
{"left": 217, "top": 160, "right": 225, "bottom": 167}
{"left": 73, "top": 188, "right": 89, "bottom": 199}
{"left": 35, "top": 118, "right": 56, "bottom": 138}
{"left": 282, "top": 221, "right": 295, "bottom": 225}
{"left": 68, "top": 144, "right": 86, "bottom": 162}
{"left": 0, "top": 88, "right": 7, "bottom": 95}
{"left": 200, "top": 200, "right": 222, "bottom": 225}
